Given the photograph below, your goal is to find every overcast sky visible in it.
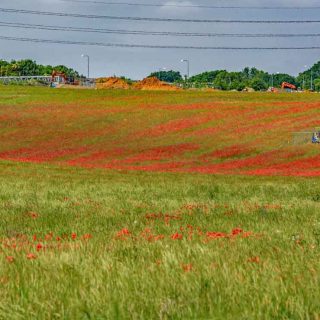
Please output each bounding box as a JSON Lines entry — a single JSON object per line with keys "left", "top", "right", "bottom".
{"left": 0, "top": 0, "right": 319, "bottom": 79}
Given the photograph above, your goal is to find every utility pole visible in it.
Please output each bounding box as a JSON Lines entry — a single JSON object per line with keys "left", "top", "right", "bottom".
{"left": 311, "top": 70, "right": 313, "bottom": 91}
{"left": 181, "top": 59, "right": 189, "bottom": 80}
{"left": 304, "top": 65, "right": 308, "bottom": 91}
{"left": 81, "top": 54, "right": 90, "bottom": 79}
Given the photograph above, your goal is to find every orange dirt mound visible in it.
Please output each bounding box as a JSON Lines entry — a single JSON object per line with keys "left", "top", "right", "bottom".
{"left": 133, "top": 77, "right": 180, "bottom": 91}
{"left": 96, "top": 77, "right": 130, "bottom": 89}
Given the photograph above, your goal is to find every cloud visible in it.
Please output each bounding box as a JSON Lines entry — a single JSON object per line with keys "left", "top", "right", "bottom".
{"left": 0, "top": 0, "right": 319, "bottom": 78}
{"left": 159, "top": 1, "right": 201, "bottom": 15}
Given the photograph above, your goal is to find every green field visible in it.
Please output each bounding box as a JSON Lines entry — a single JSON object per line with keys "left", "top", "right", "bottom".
{"left": 0, "top": 86, "right": 319, "bottom": 319}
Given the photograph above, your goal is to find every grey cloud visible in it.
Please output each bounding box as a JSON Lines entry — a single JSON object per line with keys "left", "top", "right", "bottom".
{"left": 0, "top": 0, "right": 319, "bottom": 78}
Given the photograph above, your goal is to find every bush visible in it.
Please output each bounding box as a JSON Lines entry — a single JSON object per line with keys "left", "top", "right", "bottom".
{"left": 250, "top": 78, "right": 268, "bottom": 91}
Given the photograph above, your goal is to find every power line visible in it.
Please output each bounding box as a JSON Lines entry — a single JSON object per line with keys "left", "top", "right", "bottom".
{"left": 1, "top": 35, "right": 320, "bottom": 50}
{"left": 1, "top": 21, "right": 320, "bottom": 38}
{"left": 1, "top": 7, "right": 320, "bottom": 23}
{"left": 57, "top": 0, "right": 320, "bottom": 10}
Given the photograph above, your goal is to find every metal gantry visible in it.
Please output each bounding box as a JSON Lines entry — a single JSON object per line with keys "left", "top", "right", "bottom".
{"left": 0, "top": 75, "right": 52, "bottom": 84}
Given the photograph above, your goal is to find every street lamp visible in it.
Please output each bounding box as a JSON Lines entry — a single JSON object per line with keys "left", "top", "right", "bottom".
{"left": 81, "top": 54, "right": 90, "bottom": 79}
{"left": 181, "top": 59, "right": 189, "bottom": 79}
{"left": 303, "top": 65, "right": 308, "bottom": 90}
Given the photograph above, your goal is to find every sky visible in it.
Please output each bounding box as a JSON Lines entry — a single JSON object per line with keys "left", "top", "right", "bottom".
{"left": 0, "top": 0, "right": 319, "bottom": 79}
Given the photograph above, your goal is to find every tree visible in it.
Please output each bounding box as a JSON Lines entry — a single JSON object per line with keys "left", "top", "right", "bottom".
{"left": 297, "top": 61, "right": 320, "bottom": 89}
{"left": 213, "top": 71, "right": 230, "bottom": 90}
{"left": 148, "top": 70, "right": 182, "bottom": 83}
{"left": 272, "top": 73, "right": 297, "bottom": 88}
{"left": 16, "top": 60, "right": 38, "bottom": 76}
{"left": 250, "top": 78, "right": 268, "bottom": 91}
{"left": 189, "top": 70, "right": 225, "bottom": 84}
{"left": 0, "top": 59, "right": 79, "bottom": 77}
{"left": 53, "top": 65, "right": 80, "bottom": 78}
{"left": 0, "top": 60, "right": 9, "bottom": 76}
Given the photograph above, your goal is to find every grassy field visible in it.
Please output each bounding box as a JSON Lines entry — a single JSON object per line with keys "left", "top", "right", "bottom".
{"left": 0, "top": 86, "right": 319, "bottom": 319}
{"left": 1, "top": 86, "right": 320, "bottom": 176}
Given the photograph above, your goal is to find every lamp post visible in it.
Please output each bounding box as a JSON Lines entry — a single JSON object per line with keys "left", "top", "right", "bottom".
{"left": 303, "top": 65, "right": 308, "bottom": 90}
{"left": 81, "top": 54, "right": 90, "bottom": 79}
{"left": 181, "top": 59, "right": 189, "bottom": 80}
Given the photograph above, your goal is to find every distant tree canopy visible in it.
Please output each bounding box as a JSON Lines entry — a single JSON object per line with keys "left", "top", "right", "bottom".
{"left": 1, "top": 58, "right": 319, "bottom": 91}
{"left": 0, "top": 59, "right": 80, "bottom": 78}
{"left": 189, "top": 70, "right": 225, "bottom": 84}
{"left": 148, "top": 70, "right": 183, "bottom": 83}
{"left": 148, "top": 62, "right": 320, "bottom": 91}
{"left": 296, "top": 61, "right": 320, "bottom": 90}
{"left": 188, "top": 67, "right": 300, "bottom": 91}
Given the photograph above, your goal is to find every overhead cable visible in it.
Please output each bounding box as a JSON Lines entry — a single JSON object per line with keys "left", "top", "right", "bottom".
{"left": 1, "top": 21, "right": 320, "bottom": 38}
{"left": 0, "top": 35, "right": 320, "bottom": 50}
{"left": 1, "top": 7, "right": 320, "bottom": 23}
{"left": 57, "top": 0, "right": 320, "bottom": 10}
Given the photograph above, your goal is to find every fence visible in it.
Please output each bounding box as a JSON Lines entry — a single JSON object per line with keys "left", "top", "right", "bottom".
{"left": 0, "top": 76, "right": 52, "bottom": 84}
{"left": 0, "top": 76, "right": 96, "bottom": 88}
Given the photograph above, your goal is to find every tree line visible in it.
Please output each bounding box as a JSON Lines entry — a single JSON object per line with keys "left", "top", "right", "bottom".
{"left": 0, "top": 59, "right": 79, "bottom": 78}
{"left": 149, "top": 61, "right": 320, "bottom": 91}
{"left": 1, "top": 58, "right": 319, "bottom": 91}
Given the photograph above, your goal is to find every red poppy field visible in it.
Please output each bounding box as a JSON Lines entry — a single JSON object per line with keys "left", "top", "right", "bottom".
{"left": 1, "top": 86, "right": 320, "bottom": 176}
{"left": 0, "top": 86, "right": 319, "bottom": 319}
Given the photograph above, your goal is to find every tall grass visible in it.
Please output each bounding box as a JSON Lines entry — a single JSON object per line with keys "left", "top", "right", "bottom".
{"left": 0, "top": 162, "right": 319, "bottom": 319}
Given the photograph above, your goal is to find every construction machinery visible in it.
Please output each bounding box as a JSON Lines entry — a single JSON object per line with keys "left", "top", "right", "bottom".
{"left": 281, "top": 82, "right": 297, "bottom": 91}
{"left": 51, "top": 71, "right": 79, "bottom": 86}
{"left": 51, "top": 71, "right": 67, "bottom": 85}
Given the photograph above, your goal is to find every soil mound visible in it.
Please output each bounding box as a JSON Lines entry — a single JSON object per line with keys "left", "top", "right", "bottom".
{"left": 133, "top": 77, "right": 180, "bottom": 91}
{"left": 96, "top": 77, "right": 130, "bottom": 89}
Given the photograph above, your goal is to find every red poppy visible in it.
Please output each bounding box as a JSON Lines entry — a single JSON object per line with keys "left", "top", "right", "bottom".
{"left": 45, "top": 233, "right": 53, "bottom": 241}
{"left": 117, "top": 228, "right": 131, "bottom": 237}
{"left": 182, "top": 264, "right": 193, "bottom": 272}
{"left": 82, "top": 234, "right": 92, "bottom": 240}
{"left": 248, "top": 256, "right": 260, "bottom": 263}
{"left": 242, "top": 232, "right": 253, "bottom": 238}
{"left": 36, "top": 243, "right": 43, "bottom": 252}
{"left": 30, "top": 212, "right": 38, "bottom": 219}
{"left": 26, "top": 253, "right": 37, "bottom": 260}
{"left": 71, "top": 233, "right": 77, "bottom": 240}
{"left": 206, "top": 232, "right": 227, "bottom": 239}
{"left": 232, "top": 228, "right": 243, "bottom": 236}
{"left": 154, "top": 235, "right": 165, "bottom": 241}
{"left": 171, "top": 233, "right": 183, "bottom": 240}
{"left": 6, "top": 256, "right": 14, "bottom": 263}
